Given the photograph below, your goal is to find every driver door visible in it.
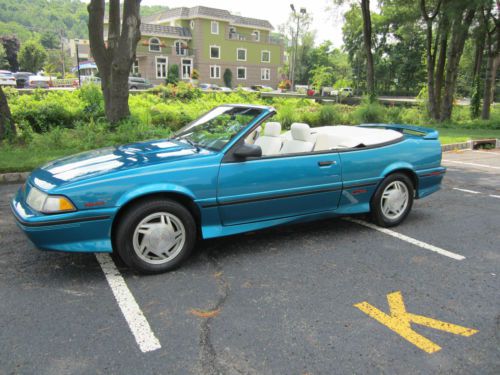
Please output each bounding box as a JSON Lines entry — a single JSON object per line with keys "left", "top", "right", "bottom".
{"left": 217, "top": 152, "right": 342, "bottom": 226}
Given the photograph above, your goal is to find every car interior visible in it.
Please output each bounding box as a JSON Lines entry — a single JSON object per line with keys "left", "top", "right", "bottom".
{"left": 245, "top": 122, "right": 403, "bottom": 156}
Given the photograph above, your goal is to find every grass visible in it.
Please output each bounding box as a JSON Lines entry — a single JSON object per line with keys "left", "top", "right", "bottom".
{"left": 1, "top": 126, "right": 498, "bottom": 174}
{"left": 434, "top": 128, "right": 500, "bottom": 145}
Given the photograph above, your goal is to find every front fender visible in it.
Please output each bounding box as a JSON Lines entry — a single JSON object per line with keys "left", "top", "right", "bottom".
{"left": 116, "top": 183, "right": 197, "bottom": 207}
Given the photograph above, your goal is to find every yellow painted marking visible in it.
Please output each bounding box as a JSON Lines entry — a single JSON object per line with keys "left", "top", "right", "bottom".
{"left": 354, "top": 291, "right": 478, "bottom": 353}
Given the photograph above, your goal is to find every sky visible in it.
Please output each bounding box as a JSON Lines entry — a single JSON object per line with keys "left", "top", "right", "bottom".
{"left": 142, "top": 0, "right": 351, "bottom": 47}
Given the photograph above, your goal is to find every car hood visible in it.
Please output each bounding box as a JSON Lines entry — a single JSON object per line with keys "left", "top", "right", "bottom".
{"left": 29, "top": 139, "right": 212, "bottom": 191}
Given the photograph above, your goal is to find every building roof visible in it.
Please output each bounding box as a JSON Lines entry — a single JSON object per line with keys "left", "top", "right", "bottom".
{"left": 143, "top": 6, "right": 274, "bottom": 30}
{"left": 140, "top": 23, "right": 192, "bottom": 39}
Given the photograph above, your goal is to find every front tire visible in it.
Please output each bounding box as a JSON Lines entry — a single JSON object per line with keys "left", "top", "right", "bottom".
{"left": 370, "top": 173, "right": 414, "bottom": 227}
{"left": 115, "top": 199, "right": 197, "bottom": 274}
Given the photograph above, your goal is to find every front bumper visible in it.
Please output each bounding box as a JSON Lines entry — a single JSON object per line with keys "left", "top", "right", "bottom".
{"left": 10, "top": 186, "right": 115, "bottom": 253}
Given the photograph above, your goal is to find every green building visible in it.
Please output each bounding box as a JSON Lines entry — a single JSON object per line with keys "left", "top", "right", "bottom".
{"left": 132, "top": 6, "right": 284, "bottom": 87}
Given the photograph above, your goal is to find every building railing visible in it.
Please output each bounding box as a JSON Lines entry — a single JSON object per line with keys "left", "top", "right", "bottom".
{"left": 227, "top": 32, "right": 283, "bottom": 45}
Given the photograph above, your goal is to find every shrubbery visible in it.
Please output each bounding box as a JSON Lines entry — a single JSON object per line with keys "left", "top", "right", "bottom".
{"left": 3, "top": 83, "right": 500, "bottom": 153}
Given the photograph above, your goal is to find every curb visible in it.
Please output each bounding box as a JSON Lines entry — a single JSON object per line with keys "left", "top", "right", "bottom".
{"left": 442, "top": 138, "right": 499, "bottom": 152}
{"left": 0, "top": 172, "right": 29, "bottom": 185}
{"left": 1, "top": 139, "right": 499, "bottom": 184}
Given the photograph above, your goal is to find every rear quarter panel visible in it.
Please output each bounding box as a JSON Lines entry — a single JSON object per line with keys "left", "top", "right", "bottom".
{"left": 338, "top": 137, "right": 442, "bottom": 211}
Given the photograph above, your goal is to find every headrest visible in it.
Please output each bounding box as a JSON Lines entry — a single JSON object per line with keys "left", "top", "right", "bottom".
{"left": 314, "top": 133, "right": 335, "bottom": 151}
{"left": 291, "top": 123, "right": 312, "bottom": 142}
{"left": 263, "top": 122, "right": 281, "bottom": 137}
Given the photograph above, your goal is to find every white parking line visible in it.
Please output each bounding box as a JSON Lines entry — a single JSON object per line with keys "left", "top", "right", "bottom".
{"left": 442, "top": 159, "right": 500, "bottom": 170}
{"left": 345, "top": 218, "right": 465, "bottom": 261}
{"left": 95, "top": 253, "right": 161, "bottom": 353}
{"left": 490, "top": 195, "right": 500, "bottom": 199}
{"left": 472, "top": 150, "right": 500, "bottom": 155}
{"left": 453, "top": 188, "right": 480, "bottom": 194}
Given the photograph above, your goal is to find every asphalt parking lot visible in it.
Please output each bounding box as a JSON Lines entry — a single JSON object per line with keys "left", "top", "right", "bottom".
{"left": 1, "top": 149, "right": 499, "bottom": 375}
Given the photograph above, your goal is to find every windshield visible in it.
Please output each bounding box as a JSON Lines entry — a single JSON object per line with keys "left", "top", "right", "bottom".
{"left": 174, "top": 106, "right": 263, "bottom": 151}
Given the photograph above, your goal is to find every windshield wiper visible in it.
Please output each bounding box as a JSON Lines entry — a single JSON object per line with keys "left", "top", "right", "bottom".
{"left": 179, "top": 137, "right": 200, "bottom": 152}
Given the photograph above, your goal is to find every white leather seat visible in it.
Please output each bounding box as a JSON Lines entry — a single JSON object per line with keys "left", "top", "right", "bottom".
{"left": 245, "top": 126, "right": 262, "bottom": 145}
{"left": 313, "top": 133, "right": 336, "bottom": 151}
{"left": 254, "top": 122, "right": 282, "bottom": 156}
{"left": 280, "top": 123, "right": 314, "bottom": 154}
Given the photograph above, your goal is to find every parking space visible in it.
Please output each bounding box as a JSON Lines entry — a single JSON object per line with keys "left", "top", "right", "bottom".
{"left": 0, "top": 149, "right": 499, "bottom": 374}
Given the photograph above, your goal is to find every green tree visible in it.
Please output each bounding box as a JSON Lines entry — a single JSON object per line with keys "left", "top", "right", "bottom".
{"left": 309, "top": 66, "right": 335, "bottom": 90}
{"left": 223, "top": 68, "right": 232, "bottom": 88}
{"left": 18, "top": 39, "right": 47, "bottom": 72}
{"left": 167, "top": 64, "right": 179, "bottom": 85}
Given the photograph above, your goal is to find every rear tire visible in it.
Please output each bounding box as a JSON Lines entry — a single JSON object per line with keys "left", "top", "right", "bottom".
{"left": 370, "top": 173, "right": 414, "bottom": 227}
{"left": 115, "top": 199, "right": 197, "bottom": 274}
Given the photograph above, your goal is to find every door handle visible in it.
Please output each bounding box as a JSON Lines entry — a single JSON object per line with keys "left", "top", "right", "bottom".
{"left": 318, "top": 160, "right": 336, "bottom": 167}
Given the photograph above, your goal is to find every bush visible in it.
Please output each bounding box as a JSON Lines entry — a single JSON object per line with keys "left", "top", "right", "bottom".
{"left": 276, "top": 104, "right": 298, "bottom": 129}
{"left": 166, "top": 64, "right": 179, "bottom": 85}
{"left": 352, "top": 98, "right": 387, "bottom": 124}
{"left": 319, "top": 105, "right": 341, "bottom": 125}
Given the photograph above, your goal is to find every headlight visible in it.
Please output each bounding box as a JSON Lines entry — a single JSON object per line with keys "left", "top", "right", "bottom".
{"left": 26, "top": 187, "right": 76, "bottom": 214}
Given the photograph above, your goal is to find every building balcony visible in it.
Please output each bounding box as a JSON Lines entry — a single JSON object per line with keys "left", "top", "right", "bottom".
{"left": 227, "top": 32, "right": 282, "bottom": 45}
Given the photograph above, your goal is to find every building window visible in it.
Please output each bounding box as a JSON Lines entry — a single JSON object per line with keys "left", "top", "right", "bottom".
{"left": 190, "top": 20, "right": 195, "bottom": 29}
{"left": 175, "top": 40, "right": 188, "bottom": 56}
{"left": 210, "top": 65, "right": 221, "bottom": 79}
{"left": 211, "top": 21, "right": 219, "bottom": 35}
{"left": 237, "top": 67, "right": 247, "bottom": 80}
{"left": 237, "top": 48, "right": 247, "bottom": 61}
{"left": 210, "top": 45, "right": 220, "bottom": 59}
{"left": 149, "top": 37, "right": 161, "bottom": 52}
{"left": 182, "top": 59, "right": 193, "bottom": 79}
{"left": 155, "top": 56, "right": 168, "bottom": 78}
{"left": 131, "top": 59, "right": 139, "bottom": 75}
{"left": 261, "top": 68, "right": 271, "bottom": 81}
{"left": 252, "top": 30, "right": 260, "bottom": 41}
{"left": 261, "top": 50, "right": 271, "bottom": 63}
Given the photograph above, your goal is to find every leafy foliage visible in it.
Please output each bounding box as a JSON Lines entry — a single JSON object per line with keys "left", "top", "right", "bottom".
{"left": 18, "top": 39, "right": 47, "bottom": 72}
{"left": 166, "top": 64, "right": 179, "bottom": 85}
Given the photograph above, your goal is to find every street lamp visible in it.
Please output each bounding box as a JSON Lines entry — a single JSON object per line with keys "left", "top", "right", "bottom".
{"left": 289, "top": 4, "right": 306, "bottom": 92}
{"left": 74, "top": 39, "right": 81, "bottom": 87}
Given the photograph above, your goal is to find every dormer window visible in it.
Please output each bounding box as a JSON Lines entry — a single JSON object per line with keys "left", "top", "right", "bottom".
{"left": 211, "top": 21, "right": 219, "bottom": 35}
{"left": 149, "top": 37, "right": 161, "bottom": 52}
{"left": 252, "top": 30, "right": 260, "bottom": 42}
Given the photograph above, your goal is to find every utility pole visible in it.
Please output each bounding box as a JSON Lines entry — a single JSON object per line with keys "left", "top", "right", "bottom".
{"left": 289, "top": 4, "right": 306, "bottom": 92}
{"left": 59, "top": 30, "right": 65, "bottom": 79}
{"left": 75, "top": 39, "right": 81, "bottom": 87}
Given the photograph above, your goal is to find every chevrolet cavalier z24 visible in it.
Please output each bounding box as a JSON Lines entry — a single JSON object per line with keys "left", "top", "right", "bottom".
{"left": 11, "top": 105, "right": 445, "bottom": 273}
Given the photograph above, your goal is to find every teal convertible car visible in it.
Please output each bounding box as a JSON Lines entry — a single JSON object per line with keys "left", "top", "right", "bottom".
{"left": 11, "top": 105, "right": 445, "bottom": 273}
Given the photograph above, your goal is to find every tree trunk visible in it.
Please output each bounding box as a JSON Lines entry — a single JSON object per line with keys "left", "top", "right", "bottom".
{"left": 434, "top": 13, "right": 449, "bottom": 119}
{"left": 420, "top": 0, "right": 441, "bottom": 119}
{"left": 360, "top": 0, "right": 375, "bottom": 100}
{"left": 0, "top": 85, "right": 15, "bottom": 141}
{"left": 471, "top": 8, "right": 487, "bottom": 119}
{"left": 88, "top": 0, "right": 141, "bottom": 124}
{"left": 482, "top": 13, "right": 500, "bottom": 119}
{"left": 440, "top": 8, "right": 476, "bottom": 121}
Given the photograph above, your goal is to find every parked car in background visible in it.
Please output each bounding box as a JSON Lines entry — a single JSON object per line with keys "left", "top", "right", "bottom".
{"left": 129, "top": 77, "right": 153, "bottom": 90}
{"left": 199, "top": 83, "right": 221, "bottom": 91}
{"left": 0, "top": 70, "right": 16, "bottom": 87}
{"left": 218, "top": 87, "right": 233, "bottom": 92}
{"left": 251, "top": 85, "right": 274, "bottom": 92}
{"left": 72, "top": 76, "right": 101, "bottom": 87}
{"left": 14, "top": 72, "right": 34, "bottom": 88}
{"left": 26, "top": 76, "right": 50, "bottom": 89}
{"left": 238, "top": 87, "right": 257, "bottom": 92}
{"left": 332, "top": 87, "right": 354, "bottom": 97}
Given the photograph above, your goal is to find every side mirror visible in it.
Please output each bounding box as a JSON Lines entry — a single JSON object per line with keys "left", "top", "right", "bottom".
{"left": 233, "top": 143, "right": 262, "bottom": 159}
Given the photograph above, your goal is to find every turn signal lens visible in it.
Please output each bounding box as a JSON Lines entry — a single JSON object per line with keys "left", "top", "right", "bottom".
{"left": 43, "top": 196, "right": 76, "bottom": 213}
